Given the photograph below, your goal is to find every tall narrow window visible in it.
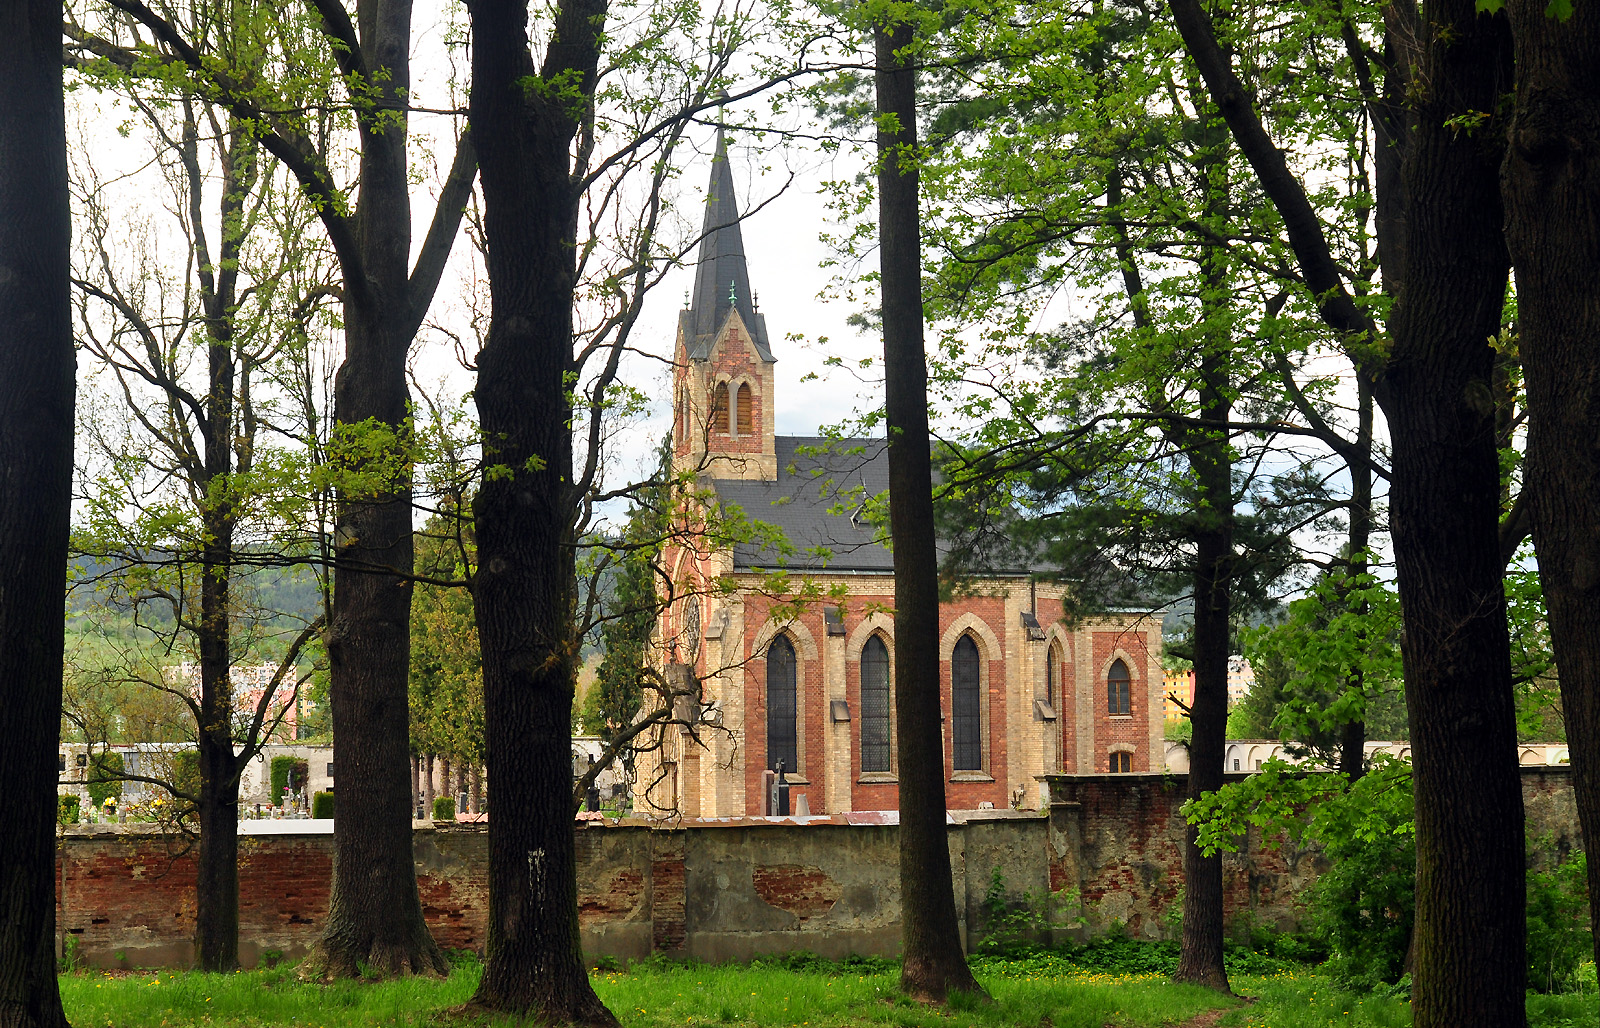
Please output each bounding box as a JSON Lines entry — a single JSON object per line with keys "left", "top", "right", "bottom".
{"left": 952, "top": 635, "right": 982, "bottom": 771}
{"left": 1046, "top": 642, "right": 1060, "bottom": 706}
{"left": 1108, "top": 658, "right": 1132, "bottom": 715}
{"left": 727, "top": 383, "right": 744, "bottom": 437}
{"left": 860, "top": 636, "right": 891, "bottom": 773}
{"left": 736, "top": 382, "right": 754, "bottom": 437}
{"left": 766, "top": 636, "right": 798, "bottom": 774}
{"left": 1110, "top": 751, "right": 1131, "bottom": 773}
{"left": 711, "top": 382, "right": 730, "bottom": 433}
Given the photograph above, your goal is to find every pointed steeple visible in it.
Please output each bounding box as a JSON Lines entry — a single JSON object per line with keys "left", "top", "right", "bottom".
{"left": 685, "top": 123, "right": 772, "bottom": 359}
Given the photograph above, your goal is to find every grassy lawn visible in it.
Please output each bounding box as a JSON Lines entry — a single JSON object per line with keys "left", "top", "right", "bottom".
{"left": 54, "top": 952, "right": 1599, "bottom": 1027}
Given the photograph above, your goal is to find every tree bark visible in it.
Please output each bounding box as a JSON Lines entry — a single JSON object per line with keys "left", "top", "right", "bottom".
{"left": 1167, "top": 0, "right": 1526, "bottom": 1019}
{"left": 1175, "top": 136, "right": 1233, "bottom": 993}
{"left": 463, "top": 0, "right": 616, "bottom": 1019}
{"left": 1338, "top": 377, "right": 1374, "bottom": 782}
{"left": 314, "top": 0, "right": 451, "bottom": 979}
{"left": 1502, "top": 0, "right": 1600, "bottom": 974}
{"left": 189, "top": 111, "right": 253, "bottom": 975}
{"left": 0, "top": 0, "right": 72, "bottom": 1022}
{"left": 1385, "top": 3, "right": 1525, "bottom": 1022}
{"left": 876, "top": 19, "right": 987, "bottom": 1004}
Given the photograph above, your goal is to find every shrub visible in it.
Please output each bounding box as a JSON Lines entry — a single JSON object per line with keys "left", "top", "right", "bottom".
{"left": 57, "top": 794, "right": 80, "bottom": 825}
{"left": 1527, "top": 849, "right": 1590, "bottom": 993}
{"left": 86, "top": 751, "right": 124, "bottom": 808}
{"left": 433, "top": 795, "right": 456, "bottom": 821}
{"left": 1300, "top": 763, "right": 1416, "bottom": 989}
{"left": 270, "top": 755, "right": 309, "bottom": 806}
{"left": 169, "top": 750, "right": 200, "bottom": 823}
{"left": 311, "top": 791, "right": 335, "bottom": 820}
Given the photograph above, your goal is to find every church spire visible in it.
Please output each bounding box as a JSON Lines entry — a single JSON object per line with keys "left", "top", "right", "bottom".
{"left": 687, "top": 123, "right": 761, "bottom": 348}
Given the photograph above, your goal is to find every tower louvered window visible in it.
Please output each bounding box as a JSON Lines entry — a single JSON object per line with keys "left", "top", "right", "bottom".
{"left": 711, "top": 382, "right": 730, "bottom": 433}
{"left": 735, "top": 382, "right": 753, "bottom": 436}
{"left": 1108, "top": 658, "right": 1132, "bottom": 715}
{"left": 952, "top": 635, "right": 982, "bottom": 771}
{"left": 860, "top": 636, "right": 891, "bottom": 773}
{"left": 766, "top": 636, "right": 798, "bottom": 774}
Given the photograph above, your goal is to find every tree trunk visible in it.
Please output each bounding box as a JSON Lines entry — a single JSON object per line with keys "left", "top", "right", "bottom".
{"left": 195, "top": 523, "right": 239, "bottom": 971}
{"left": 1386, "top": 3, "right": 1525, "bottom": 1022}
{"left": 1175, "top": 148, "right": 1233, "bottom": 993}
{"left": 192, "top": 744, "right": 239, "bottom": 971}
{"left": 1339, "top": 378, "right": 1374, "bottom": 782}
{"left": 464, "top": 0, "right": 615, "bottom": 1019}
{"left": 424, "top": 754, "right": 435, "bottom": 816}
{"left": 0, "top": 0, "right": 72, "bottom": 1021}
{"left": 875, "top": 18, "right": 986, "bottom": 1004}
{"left": 1502, "top": 0, "right": 1600, "bottom": 974}
{"left": 1165, "top": 0, "right": 1526, "bottom": 1018}
{"left": 441, "top": 757, "right": 452, "bottom": 808}
{"left": 191, "top": 109, "right": 247, "bottom": 973}
{"left": 411, "top": 754, "right": 420, "bottom": 819}
{"left": 315, "top": 0, "right": 446, "bottom": 978}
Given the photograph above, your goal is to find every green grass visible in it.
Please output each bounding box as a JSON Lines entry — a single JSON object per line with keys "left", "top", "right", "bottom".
{"left": 53, "top": 953, "right": 1600, "bottom": 1027}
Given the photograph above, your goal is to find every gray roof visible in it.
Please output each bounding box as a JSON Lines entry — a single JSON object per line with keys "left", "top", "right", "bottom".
{"left": 714, "top": 437, "right": 893, "bottom": 572}
{"left": 682, "top": 127, "right": 773, "bottom": 362}
{"left": 713, "top": 437, "right": 1039, "bottom": 575}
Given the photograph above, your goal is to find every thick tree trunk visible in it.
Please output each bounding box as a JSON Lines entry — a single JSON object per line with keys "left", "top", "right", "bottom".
{"left": 1387, "top": 3, "right": 1525, "bottom": 1022}
{"left": 1175, "top": 188, "right": 1233, "bottom": 992}
{"left": 1502, "top": 0, "right": 1600, "bottom": 973}
{"left": 0, "top": 0, "right": 72, "bottom": 1022}
{"left": 876, "top": 19, "right": 986, "bottom": 1003}
{"left": 1166, "top": 0, "right": 1525, "bottom": 1018}
{"left": 315, "top": 0, "right": 446, "bottom": 979}
{"left": 192, "top": 750, "right": 239, "bottom": 971}
{"left": 464, "top": 0, "right": 615, "bottom": 1020}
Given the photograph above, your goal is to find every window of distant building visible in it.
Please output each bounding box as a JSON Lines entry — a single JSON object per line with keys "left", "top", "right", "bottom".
{"left": 734, "top": 382, "right": 753, "bottom": 437}
{"left": 766, "top": 636, "right": 798, "bottom": 775}
{"left": 1110, "top": 751, "right": 1131, "bottom": 773}
{"left": 860, "top": 636, "right": 891, "bottom": 773}
{"left": 1107, "top": 658, "right": 1132, "bottom": 716}
{"left": 952, "top": 635, "right": 982, "bottom": 771}
{"left": 711, "top": 382, "right": 730, "bottom": 434}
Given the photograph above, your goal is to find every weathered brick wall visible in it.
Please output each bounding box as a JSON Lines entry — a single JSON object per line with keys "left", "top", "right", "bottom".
{"left": 1044, "top": 766, "right": 1584, "bottom": 940}
{"left": 56, "top": 768, "right": 1582, "bottom": 968}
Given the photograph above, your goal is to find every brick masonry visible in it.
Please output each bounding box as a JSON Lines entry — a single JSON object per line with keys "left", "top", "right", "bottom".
{"left": 56, "top": 768, "right": 1582, "bottom": 968}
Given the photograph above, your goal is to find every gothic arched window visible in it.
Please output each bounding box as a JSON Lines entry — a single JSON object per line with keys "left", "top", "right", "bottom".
{"left": 1046, "top": 642, "right": 1061, "bottom": 706}
{"left": 735, "top": 382, "right": 754, "bottom": 437}
{"left": 711, "top": 382, "right": 730, "bottom": 433}
{"left": 766, "top": 636, "right": 798, "bottom": 774}
{"left": 1108, "top": 658, "right": 1132, "bottom": 716}
{"left": 860, "top": 636, "right": 891, "bottom": 773}
{"left": 952, "top": 635, "right": 982, "bottom": 771}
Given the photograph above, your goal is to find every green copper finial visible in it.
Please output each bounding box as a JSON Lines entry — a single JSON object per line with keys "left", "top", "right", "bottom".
{"left": 728, "top": 279, "right": 737, "bottom": 306}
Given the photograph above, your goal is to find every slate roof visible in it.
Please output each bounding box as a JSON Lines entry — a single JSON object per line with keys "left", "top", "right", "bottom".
{"left": 681, "top": 127, "right": 774, "bottom": 362}
{"left": 712, "top": 436, "right": 1042, "bottom": 575}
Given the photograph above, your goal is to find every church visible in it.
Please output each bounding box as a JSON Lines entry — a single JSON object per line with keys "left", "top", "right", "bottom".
{"left": 635, "top": 138, "right": 1165, "bottom": 819}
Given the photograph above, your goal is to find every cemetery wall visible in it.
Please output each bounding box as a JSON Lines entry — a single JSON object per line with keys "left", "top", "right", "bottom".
{"left": 54, "top": 767, "right": 1580, "bottom": 968}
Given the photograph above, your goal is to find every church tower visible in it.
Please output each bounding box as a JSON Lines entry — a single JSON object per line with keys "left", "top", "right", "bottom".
{"left": 672, "top": 128, "right": 778, "bottom": 481}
